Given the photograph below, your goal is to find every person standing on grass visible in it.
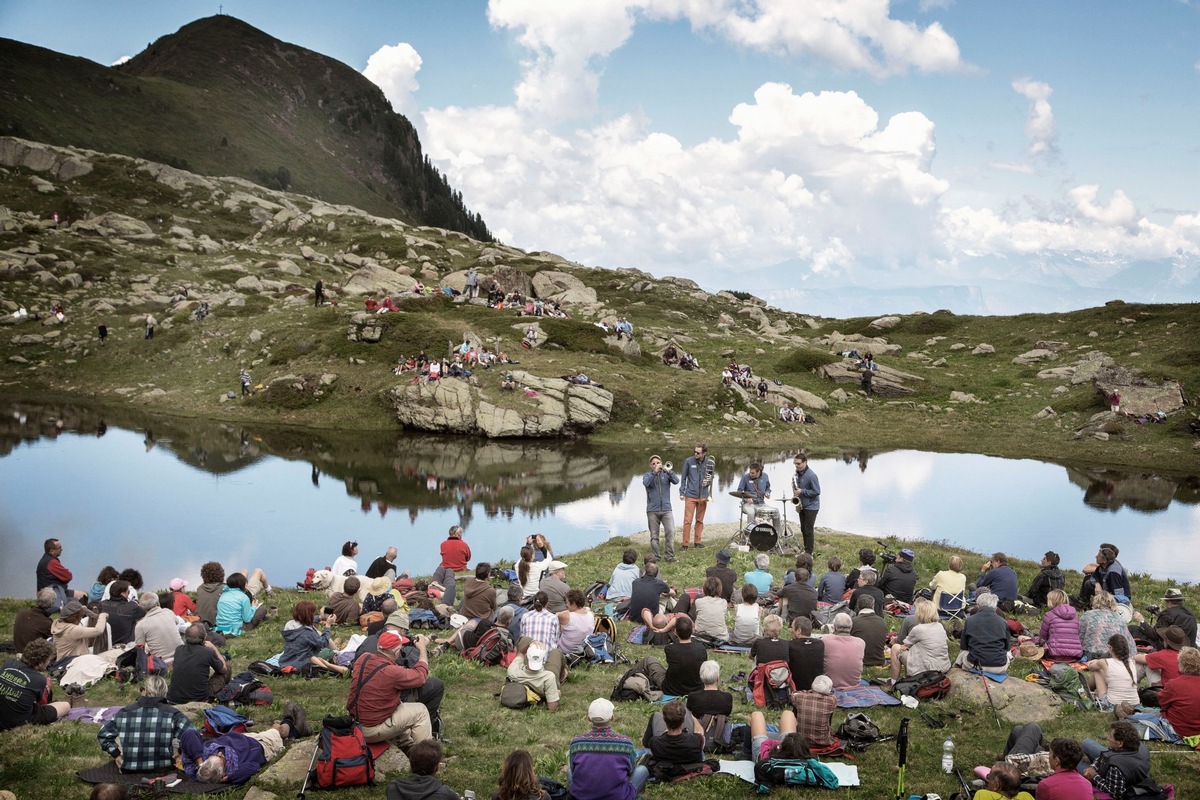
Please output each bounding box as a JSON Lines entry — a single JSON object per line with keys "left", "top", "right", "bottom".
{"left": 679, "top": 442, "right": 713, "bottom": 549}
{"left": 791, "top": 453, "right": 820, "bottom": 554}
{"left": 643, "top": 455, "right": 679, "bottom": 562}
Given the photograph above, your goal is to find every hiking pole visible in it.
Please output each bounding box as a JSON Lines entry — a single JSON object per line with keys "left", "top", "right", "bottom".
{"left": 297, "top": 738, "right": 320, "bottom": 799}
{"left": 895, "top": 717, "right": 910, "bottom": 800}
{"left": 980, "top": 673, "right": 1002, "bottom": 729}
{"left": 953, "top": 767, "right": 974, "bottom": 800}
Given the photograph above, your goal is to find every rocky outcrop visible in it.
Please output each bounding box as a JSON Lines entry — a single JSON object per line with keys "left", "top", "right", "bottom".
{"left": 817, "top": 360, "right": 922, "bottom": 397}
{"left": 944, "top": 669, "right": 1062, "bottom": 724}
{"left": 532, "top": 270, "right": 598, "bottom": 307}
{"left": 342, "top": 264, "right": 416, "bottom": 296}
{"left": 815, "top": 332, "right": 903, "bottom": 357}
{"left": 1012, "top": 348, "right": 1058, "bottom": 365}
{"left": 1036, "top": 350, "right": 1115, "bottom": 385}
{"left": 1094, "top": 367, "right": 1185, "bottom": 417}
{"left": 489, "top": 265, "right": 534, "bottom": 297}
{"left": 0, "top": 137, "right": 94, "bottom": 180}
{"left": 389, "top": 372, "right": 613, "bottom": 438}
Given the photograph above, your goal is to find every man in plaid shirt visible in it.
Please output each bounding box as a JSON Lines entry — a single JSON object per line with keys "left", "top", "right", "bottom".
{"left": 98, "top": 675, "right": 196, "bottom": 772}
{"left": 789, "top": 674, "right": 838, "bottom": 749}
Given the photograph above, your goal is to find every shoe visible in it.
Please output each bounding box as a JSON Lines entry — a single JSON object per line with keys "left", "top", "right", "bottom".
{"left": 665, "top": 557, "right": 676, "bottom": 563}
{"left": 284, "top": 701, "right": 311, "bottom": 738}
{"left": 680, "top": 545, "right": 690, "bottom": 550}
{"left": 693, "top": 542, "right": 705, "bottom": 548}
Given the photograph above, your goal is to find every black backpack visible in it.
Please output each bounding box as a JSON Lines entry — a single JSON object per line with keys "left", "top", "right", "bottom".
{"left": 837, "top": 712, "right": 882, "bottom": 743}
{"left": 893, "top": 670, "right": 952, "bottom": 700}
{"left": 215, "top": 671, "right": 266, "bottom": 706}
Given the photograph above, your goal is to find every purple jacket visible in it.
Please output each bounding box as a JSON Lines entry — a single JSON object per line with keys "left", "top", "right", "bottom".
{"left": 1037, "top": 604, "right": 1083, "bottom": 660}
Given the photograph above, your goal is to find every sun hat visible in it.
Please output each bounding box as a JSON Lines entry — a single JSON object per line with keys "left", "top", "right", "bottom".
{"left": 588, "top": 697, "right": 615, "bottom": 724}
{"left": 385, "top": 609, "right": 410, "bottom": 630}
{"left": 368, "top": 576, "right": 393, "bottom": 596}
{"left": 1163, "top": 588, "right": 1185, "bottom": 602}
{"left": 546, "top": 560, "right": 568, "bottom": 573}
{"left": 169, "top": 578, "right": 188, "bottom": 591}
{"left": 1017, "top": 642, "right": 1045, "bottom": 660}
{"left": 1162, "top": 626, "right": 1188, "bottom": 650}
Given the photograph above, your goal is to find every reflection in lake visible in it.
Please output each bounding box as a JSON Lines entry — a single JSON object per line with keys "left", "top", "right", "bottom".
{"left": 0, "top": 401, "right": 1196, "bottom": 598}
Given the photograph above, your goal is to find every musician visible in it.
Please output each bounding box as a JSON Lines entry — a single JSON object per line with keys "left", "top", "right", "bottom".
{"left": 791, "top": 453, "right": 821, "bottom": 555}
{"left": 679, "top": 443, "right": 713, "bottom": 549}
{"left": 737, "top": 463, "right": 780, "bottom": 536}
{"left": 643, "top": 455, "right": 680, "bottom": 562}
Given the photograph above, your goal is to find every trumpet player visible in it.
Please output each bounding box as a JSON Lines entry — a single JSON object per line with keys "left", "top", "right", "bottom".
{"left": 737, "top": 462, "right": 780, "bottom": 535}
{"left": 680, "top": 443, "right": 714, "bottom": 549}
{"left": 644, "top": 454, "right": 680, "bottom": 562}
{"left": 792, "top": 453, "right": 821, "bottom": 554}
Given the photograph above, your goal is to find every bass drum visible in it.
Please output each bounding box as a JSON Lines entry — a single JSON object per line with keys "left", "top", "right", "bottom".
{"left": 748, "top": 523, "right": 778, "bottom": 552}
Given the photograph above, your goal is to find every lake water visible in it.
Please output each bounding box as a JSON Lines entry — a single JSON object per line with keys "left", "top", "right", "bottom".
{"left": 1, "top": 401, "right": 1197, "bottom": 597}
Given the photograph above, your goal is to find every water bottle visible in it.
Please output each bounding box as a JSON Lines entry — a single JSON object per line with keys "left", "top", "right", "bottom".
{"left": 941, "top": 736, "right": 955, "bottom": 773}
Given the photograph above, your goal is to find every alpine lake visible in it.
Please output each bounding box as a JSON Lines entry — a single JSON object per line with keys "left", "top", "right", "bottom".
{"left": 2, "top": 399, "right": 1197, "bottom": 597}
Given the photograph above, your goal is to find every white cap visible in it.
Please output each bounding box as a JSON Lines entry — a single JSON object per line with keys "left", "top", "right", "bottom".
{"left": 526, "top": 643, "right": 546, "bottom": 672}
{"left": 547, "top": 560, "right": 568, "bottom": 572}
{"left": 449, "top": 614, "right": 469, "bottom": 629}
{"left": 588, "top": 697, "right": 615, "bottom": 724}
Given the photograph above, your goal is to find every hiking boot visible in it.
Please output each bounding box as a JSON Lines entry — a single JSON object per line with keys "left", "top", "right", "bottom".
{"left": 693, "top": 542, "right": 705, "bottom": 548}
{"left": 1115, "top": 701, "right": 1136, "bottom": 720}
{"left": 284, "top": 701, "right": 311, "bottom": 738}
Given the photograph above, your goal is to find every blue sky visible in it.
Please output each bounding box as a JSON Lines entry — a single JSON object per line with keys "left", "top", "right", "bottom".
{"left": 2, "top": 0, "right": 1198, "bottom": 314}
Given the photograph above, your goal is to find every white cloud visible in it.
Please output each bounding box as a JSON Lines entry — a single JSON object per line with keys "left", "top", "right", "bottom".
{"left": 1068, "top": 184, "right": 1138, "bottom": 229}
{"left": 1012, "top": 78, "right": 1058, "bottom": 162}
{"left": 362, "top": 42, "right": 423, "bottom": 120}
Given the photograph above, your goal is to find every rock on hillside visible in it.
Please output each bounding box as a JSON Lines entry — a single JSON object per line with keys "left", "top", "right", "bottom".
{"left": 389, "top": 373, "right": 613, "bottom": 438}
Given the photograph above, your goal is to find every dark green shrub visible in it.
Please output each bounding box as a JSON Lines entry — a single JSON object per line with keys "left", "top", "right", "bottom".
{"left": 777, "top": 348, "right": 839, "bottom": 373}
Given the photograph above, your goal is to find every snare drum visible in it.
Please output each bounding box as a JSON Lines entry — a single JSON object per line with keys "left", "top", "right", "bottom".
{"left": 753, "top": 507, "right": 778, "bottom": 525}
{"left": 748, "top": 524, "right": 778, "bottom": 552}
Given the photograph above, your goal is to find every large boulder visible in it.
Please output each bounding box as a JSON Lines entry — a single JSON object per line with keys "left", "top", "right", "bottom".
{"left": 532, "top": 270, "right": 597, "bottom": 306}
{"left": 489, "top": 265, "right": 534, "bottom": 297}
{"left": 815, "top": 332, "right": 903, "bottom": 357}
{"left": 72, "top": 212, "right": 156, "bottom": 241}
{"left": 767, "top": 384, "right": 830, "bottom": 413}
{"left": 1012, "top": 349, "right": 1058, "bottom": 365}
{"left": 342, "top": 264, "right": 416, "bottom": 296}
{"left": 389, "top": 372, "right": 613, "bottom": 438}
{"left": 1095, "top": 367, "right": 1185, "bottom": 417}
{"left": 817, "top": 360, "right": 921, "bottom": 397}
{"left": 944, "top": 669, "right": 1063, "bottom": 724}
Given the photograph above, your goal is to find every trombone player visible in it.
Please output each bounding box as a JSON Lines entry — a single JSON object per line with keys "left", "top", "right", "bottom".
{"left": 679, "top": 442, "right": 714, "bottom": 549}
{"left": 644, "top": 454, "right": 680, "bottom": 562}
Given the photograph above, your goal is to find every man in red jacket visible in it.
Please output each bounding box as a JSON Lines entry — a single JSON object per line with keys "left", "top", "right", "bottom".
{"left": 35, "top": 538, "right": 84, "bottom": 612}
{"left": 347, "top": 631, "right": 432, "bottom": 750}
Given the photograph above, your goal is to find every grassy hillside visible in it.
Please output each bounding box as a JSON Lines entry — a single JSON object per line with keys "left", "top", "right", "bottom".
{"left": 0, "top": 15, "right": 490, "bottom": 239}
{"left": 2, "top": 528, "right": 1199, "bottom": 799}
{"left": 0, "top": 138, "right": 1197, "bottom": 472}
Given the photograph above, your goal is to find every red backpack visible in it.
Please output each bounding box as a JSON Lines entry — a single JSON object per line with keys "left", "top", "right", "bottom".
{"left": 312, "top": 714, "right": 375, "bottom": 788}
{"left": 462, "top": 627, "right": 515, "bottom": 666}
{"left": 748, "top": 660, "right": 796, "bottom": 708}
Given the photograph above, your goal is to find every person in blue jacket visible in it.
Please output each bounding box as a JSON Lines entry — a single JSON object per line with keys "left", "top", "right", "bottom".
{"left": 643, "top": 455, "right": 679, "bottom": 562}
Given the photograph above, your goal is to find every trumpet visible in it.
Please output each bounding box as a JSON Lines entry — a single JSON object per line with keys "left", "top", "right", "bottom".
{"left": 663, "top": 461, "right": 673, "bottom": 472}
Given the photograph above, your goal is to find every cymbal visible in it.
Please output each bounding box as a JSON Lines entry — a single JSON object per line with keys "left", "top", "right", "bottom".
{"left": 728, "top": 491, "right": 755, "bottom": 499}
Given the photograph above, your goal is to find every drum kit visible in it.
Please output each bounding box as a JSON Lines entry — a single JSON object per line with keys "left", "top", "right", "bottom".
{"left": 727, "top": 491, "right": 801, "bottom": 553}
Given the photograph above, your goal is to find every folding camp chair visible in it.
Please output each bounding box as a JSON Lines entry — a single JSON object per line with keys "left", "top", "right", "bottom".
{"left": 938, "top": 591, "right": 966, "bottom": 623}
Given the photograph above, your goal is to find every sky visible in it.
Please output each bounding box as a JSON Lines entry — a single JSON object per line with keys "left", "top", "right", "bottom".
{"left": 2, "top": 1, "right": 1199, "bottom": 315}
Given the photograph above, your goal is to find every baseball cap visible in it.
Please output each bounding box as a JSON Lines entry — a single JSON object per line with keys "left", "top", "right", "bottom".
{"left": 378, "top": 631, "right": 404, "bottom": 650}
{"left": 588, "top": 698, "right": 615, "bottom": 724}
{"left": 547, "top": 560, "right": 568, "bottom": 572}
{"left": 169, "top": 578, "right": 188, "bottom": 591}
{"left": 526, "top": 643, "right": 546, "bottom": 672}
{"left": 60, "top": 599, "right": 84, "bottom": 618}
{"left": 449, "top": 614, "right": 469, "bottom": 629}
{"left": 899, "top": 549, "right": 915, "bottom": 560}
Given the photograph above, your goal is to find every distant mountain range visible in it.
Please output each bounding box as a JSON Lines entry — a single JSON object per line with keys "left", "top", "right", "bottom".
{"left": 0, "top": 15, "right": 491, "bottom": 241}
{"left": 732, "top": 250, "right": 1200, "bottom": 317}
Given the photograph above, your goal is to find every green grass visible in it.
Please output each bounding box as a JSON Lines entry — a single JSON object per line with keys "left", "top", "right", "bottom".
{"left": 4, "top": 530, "right": 1200, "bottom": 799}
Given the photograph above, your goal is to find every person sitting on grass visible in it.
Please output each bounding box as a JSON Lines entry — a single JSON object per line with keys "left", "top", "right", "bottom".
{"left": 214, "top": 572, "right": 267, "bottom": 636}
{"left": 744, "top": 553, "right": 774, "bottom": 595}
{"left": 954, "top": 592, "right": 1011, "bottom": 674}
{"left": 568, "top": 699, "right": 649, "bottom": 800}
{"left": 98, "top": 676, "right": 196, "bottom": 772}
{"left": 889, "top": 597, "right": 950, "bottom": 684}
{"left": 493, "top": 749, "right": 549, "bottom": 800}
{"left": 386, "top": 739, "right": 461, "bottom": 800}
{"left": 789, "top": 674, "right": 838, "bottom": 749}
{"left": 817, "top": 556, "right": 846, "bottom": 605}
{"left": 280, "top": 600, "right": 348, "bottom": 676}
{"left": 662, "top": 616, "right": 707, "bottom": 697}
{"left": 1031, "top": 590, "right": 1082, "bottom": 661}
{"left": 750, "top": 614, "right": 791, "bottom": 667}
{"left": 1078, "top": 590, "right": 1135, "bottom": 661}
{"left": 1035, "top": 737, "right": 1093, "bottom": 800}
{"left": 326, "top": 576, "right": 363, "bottom": 625}
{"left": 1080, "top": 721, "right": 1164, "bottom": 800}
{"left": 0, "top": 639, "right": 71, "bottom": 733}
{"left": 507, "top": 640, "right": 562, "bottom": 711}
{"left": 730, "top": 584, "right": 763, "bottom": 645}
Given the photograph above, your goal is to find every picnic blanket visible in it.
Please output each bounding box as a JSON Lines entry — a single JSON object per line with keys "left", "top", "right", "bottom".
{"left": 77, "top": 762, "right": 225, "bottom": 794}
{"left": 64, "top": 706, "right": 122, "bottom": 724}
{"left": 964, "top": 668, "right": 1009, "bottom": 683}
{"left": 834, "top": 685, "right": 901, "bottom": 708}
{"left": 712, "top": 645, "right": 753, "bottom": 654}
{"left": 718, "top": 759, "right": 860, "bottom": 787}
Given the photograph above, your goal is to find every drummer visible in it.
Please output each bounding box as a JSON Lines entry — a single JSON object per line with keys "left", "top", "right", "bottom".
{"left": 737, "top": 462, "right": 781, "bottom": 535}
